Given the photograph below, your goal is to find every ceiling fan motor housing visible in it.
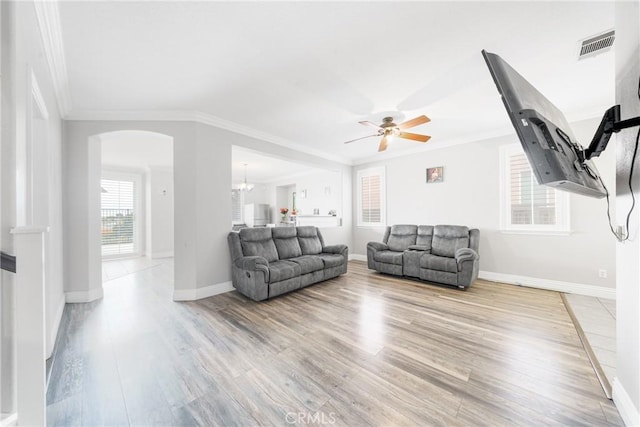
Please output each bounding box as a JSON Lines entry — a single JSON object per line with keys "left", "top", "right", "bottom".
{"left": 381, "top": 116, "right": 397, "bottom": 128}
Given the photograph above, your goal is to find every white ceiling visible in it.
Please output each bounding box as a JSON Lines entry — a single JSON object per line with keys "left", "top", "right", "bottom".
{"left": 60, "top": 1, "right": 615, "bottom": 164}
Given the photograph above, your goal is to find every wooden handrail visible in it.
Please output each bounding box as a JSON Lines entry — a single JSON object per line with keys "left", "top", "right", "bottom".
{"left": 1, "top": 251, "right": 16, "bottom": 273}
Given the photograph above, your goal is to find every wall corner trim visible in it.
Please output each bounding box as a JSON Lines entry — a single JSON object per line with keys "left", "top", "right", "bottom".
{"left": 613, "top": 378, "right": 640, "bottom": 427}
{"left": 65, "top": 287, "right": 104, "bottom": 303}
{"left": 478, "top": 271, "right": 616, "bottom": 299}
{"left": 173, "top": 281, "right": 234, "bottom": 301}
{"left": 34, "top": 0, "right": 72, "bottom": 117}
{"left": 47, "top": 293, "right": 66, "bottom": 358}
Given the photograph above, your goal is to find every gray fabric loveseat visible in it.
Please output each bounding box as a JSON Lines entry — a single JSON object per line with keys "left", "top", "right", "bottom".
{"left": 228, "top": 226, "right": 348, "bottom": 301}
{"left": 367, "top": 224, "right": 479, "bottom": 289}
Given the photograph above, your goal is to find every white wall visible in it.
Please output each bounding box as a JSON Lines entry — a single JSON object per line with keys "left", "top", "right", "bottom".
{"left": 353, "top": 117, "right": 617, "bottom": 293}
{"left": 64, "top": 121, "right": 196, "bottom": 299}
{"left": 294, "top": 170, "right": 342, "bottom": 217}
{"left": 614, "top": 2, "right": 640, "bottom": 424}
{"left": 1, "top": 0, "right": 66, "bottom": 412}
{"left": 145, "top": 167, "right": 174, "bottom": 258}
{"left": 63, "top": 119, "right": 352, "bottom": 301}
{"left": 0, "top": 0, "right": 14, "bottom": 413}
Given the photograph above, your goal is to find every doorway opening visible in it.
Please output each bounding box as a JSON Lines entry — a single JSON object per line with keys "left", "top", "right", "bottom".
{"left": 100, "top": 130, "right": 174, "bottom": 282}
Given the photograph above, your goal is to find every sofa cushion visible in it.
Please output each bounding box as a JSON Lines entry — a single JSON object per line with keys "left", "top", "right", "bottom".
{"left": 239, "top": 228, "right": 279, "bottom": 262}
{"left": 387, "top": 224, "right": 418, "bottom": 252}
{"left": 373, "top": 250, "right": 404, "bottom": 265}
{"left": 289, "top": 255, "right": 324, "bottom": 275}
{"left": 416, "top": 225, "right": 434, "bottom": 249}
{"left": 272, "top": 227, "right": 303, "bottom": 259}
{"left": 431, "top": 225, "right": 470, "bottom": 258}
{"left": 316, "top": 253, "right": 345, "bottom": 268}
{"left": 420, "top": 254, "right": 458, "bottom": 273}
{"left": 268, "top": 260, "right": 301, "bottom": 283}
{"left": 297, "top": 226, "right": 323, "bottom": 255}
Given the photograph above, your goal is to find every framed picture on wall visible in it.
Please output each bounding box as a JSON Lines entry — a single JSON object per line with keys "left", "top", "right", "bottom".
{"left": 426, "top": 166, "right": 444, "bottom": 183}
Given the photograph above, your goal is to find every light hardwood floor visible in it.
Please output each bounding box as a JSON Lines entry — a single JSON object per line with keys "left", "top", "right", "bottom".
{"left": 47, "top": 260, "right": 623, "bottom": 426}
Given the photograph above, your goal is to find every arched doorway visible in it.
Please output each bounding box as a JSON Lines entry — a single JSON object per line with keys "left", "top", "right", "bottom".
{"left": 98, "top": 130, "right": 175, "bottom": 289}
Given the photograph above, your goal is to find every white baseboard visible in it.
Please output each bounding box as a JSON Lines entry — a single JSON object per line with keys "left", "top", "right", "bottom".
{"left": 478, "top": 270, "right": 616, "bottom": 299}
{"left": 47, "top": 293, "right": 66, "bottom": 358}
{"left": 151, "top": 251, "right": 174, "bottom": 259}
{"left": 65, "top": 286, "right": 104, "bottom": 303}
{"left": 349, "top": 253, "right": 367, "bottom": 262}
{"left": 173, "top": 281, "right": 235, "bottom": 301}
{"left": 613, "top": 378, "right": 640, "bottom": 427}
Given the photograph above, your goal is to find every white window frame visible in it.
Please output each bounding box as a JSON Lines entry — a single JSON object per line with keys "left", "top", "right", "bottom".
{"left": 231, "top": 188, "right": 245, "bottom": 225}
{"left": 499, "top": 144, "right": 570, "bottom": 235}
{"left": 357, "top": 166, "right": 386, "bottom": 227}
{"left": 101, "top": 170, "right": 143, "bottom": 258}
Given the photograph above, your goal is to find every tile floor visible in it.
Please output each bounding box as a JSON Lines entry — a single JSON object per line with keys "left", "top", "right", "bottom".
{"left": 564, "top": 294, "right": 616, "bottom": 386}
{"left": 102, "top": 256, "right": 164, "bottom": 282}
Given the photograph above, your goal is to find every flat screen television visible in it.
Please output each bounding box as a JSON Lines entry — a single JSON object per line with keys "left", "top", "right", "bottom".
{"left": 482, "top": 50, "right": 607, "bottom": 198}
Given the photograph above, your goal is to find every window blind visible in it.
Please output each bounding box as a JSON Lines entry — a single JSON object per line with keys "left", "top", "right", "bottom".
{"left": 509, "top": 153, "right": 557, "bottom": 226}
{"left": 357, "top": 167, "right": 385, "bottom": 226}
{"left": 231, "top": 189, "right": 242, "bottom": 223}
{"left": 101, "top": 178, "right": 136, "bottom": 256}
{"left": 361, "top": 174, "right": 382, "bottom": 223}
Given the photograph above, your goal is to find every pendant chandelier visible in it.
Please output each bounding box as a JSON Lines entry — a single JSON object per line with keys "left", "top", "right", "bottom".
{"left": 239, "top": 163, "right": 254, "bottom": 192}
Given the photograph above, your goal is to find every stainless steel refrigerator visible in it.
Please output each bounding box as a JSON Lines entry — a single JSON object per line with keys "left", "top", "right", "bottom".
{"left": 244, "top": 203, "right": 271, "bottom": 227}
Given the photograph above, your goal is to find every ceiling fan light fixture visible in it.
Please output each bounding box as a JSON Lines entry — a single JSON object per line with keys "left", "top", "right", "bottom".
{"left": 343, "top": 114, "right": 431, "bottom": 152}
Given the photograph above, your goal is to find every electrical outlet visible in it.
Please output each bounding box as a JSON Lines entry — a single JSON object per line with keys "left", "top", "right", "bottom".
{"left": 598, "top": 269, "right": 607, "bottom": 279}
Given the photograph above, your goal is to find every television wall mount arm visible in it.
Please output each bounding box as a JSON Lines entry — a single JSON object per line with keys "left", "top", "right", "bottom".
{"left": 582, "top": 105, "right": 640, "bottom": 161}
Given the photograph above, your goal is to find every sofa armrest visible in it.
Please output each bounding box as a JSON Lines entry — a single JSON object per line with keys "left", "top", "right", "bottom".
{"left": 323, "top": 244, "right": 348, "bottom": 255}
{"left": 455, "top": 248, "right": 478, "bottom": 271}
{"left": 367, "top": 241, "right": 389, "bottom": 251}
{"left": 234, "top": 256, "right": 269, "bottom": 274}
{"left": 366, "top": 241, "right": 388, "bottom": 270}
{"left": 232, "top": 256, "right": 270, "bottom": 301}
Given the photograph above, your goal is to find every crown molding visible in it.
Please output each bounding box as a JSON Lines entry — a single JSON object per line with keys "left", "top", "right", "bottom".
{"left": 34, "top": 0, "right": 72, "bottom": 117}
{"left": 193, "top": 111, "right": 351, "bottom": 165}
{"left": 65, "top": 109, "right": 197, "bottom": 122}
{"left": 65, "top": 109, "right": 353, "bottom": 165}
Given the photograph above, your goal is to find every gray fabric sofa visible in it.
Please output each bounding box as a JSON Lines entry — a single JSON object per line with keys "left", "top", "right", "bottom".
{"left": 367, "top": 224, "right": 479, "bottom": 289}
{"left": 228, "top": 226, "right": 348, "bottom": 301}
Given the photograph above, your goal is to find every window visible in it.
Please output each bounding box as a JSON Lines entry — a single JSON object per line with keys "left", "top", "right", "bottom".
{"left": 101, "top": 173, "right": 141, "bottom": 256}
{"left": 357, "top": 167, "right": 386, "bottom": 227}
{"left": 231, "top": 189, "right": 243, "bottom": 224}
{"left": 500, "top": 144, "right": 569, "bottom": 233}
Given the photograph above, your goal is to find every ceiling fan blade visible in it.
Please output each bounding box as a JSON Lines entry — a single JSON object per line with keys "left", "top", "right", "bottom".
{"left": 398, "top": 132, "right": 431, "bottom": 143}
{"left": 378, "top": 136, "right": 389, "bottom": 152}
{"left": 343, "top": 134, "right": 379, "bottom": 144}
{"left": 398, "top": 115, "right": 430, "bottom": 130}
{"left": 359, "top": 120, "right": 382, "bottom": 130}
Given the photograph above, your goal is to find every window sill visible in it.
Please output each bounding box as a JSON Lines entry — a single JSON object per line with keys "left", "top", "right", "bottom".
{"left": 500, "top": 229, "right": 571, "bottom": 236}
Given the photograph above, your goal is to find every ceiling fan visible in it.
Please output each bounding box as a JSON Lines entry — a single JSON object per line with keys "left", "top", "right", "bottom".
{"left": 344, "top": 115, "right": 431, "bottom": 152}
